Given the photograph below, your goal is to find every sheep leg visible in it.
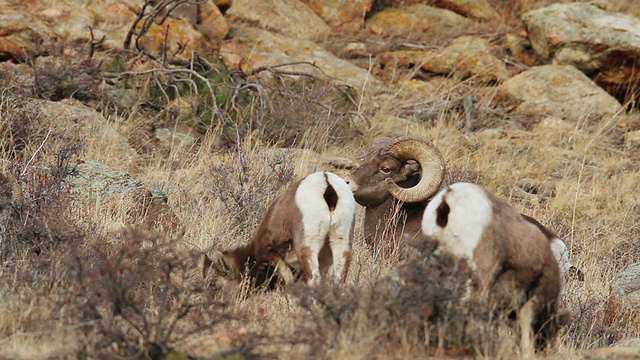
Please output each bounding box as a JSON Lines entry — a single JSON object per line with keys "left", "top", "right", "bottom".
{"left": 297, "top": 241, "right": 324, "bottom": 286}
{"left": 518, "top": 297, "right": 537, "bottom": 358}
{"left": 328, "top": 232, "right": 351, "bottom": 283}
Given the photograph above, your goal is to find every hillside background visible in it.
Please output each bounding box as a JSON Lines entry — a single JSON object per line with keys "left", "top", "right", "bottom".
{"left": 1, "top": 0, "right": 639, "bottom": 358}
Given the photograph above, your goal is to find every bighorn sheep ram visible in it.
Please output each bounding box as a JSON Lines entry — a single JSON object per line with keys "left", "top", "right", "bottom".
{"left": 346, "top": 136, "right": 582, "bottom": 279}
{"left": 421, "top": 182, "right": 571, "bottom": 355}
{"left": 203, "top": 171, "right": 355, "bottom": 289}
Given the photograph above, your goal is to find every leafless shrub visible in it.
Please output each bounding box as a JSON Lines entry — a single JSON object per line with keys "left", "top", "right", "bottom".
{"left": 257, "top": 75, "right": 359, "bottom": 150}
{"left": 562, "top": 290, "right": 638, "bottom": 350}
{"left": 288, "top": 246, "right": 498, "bottom": 358}
{"left": 208, "top": 146, "right": 295, "bottom": 233}
{"left": 0, "top": 89, "right": 84, "bottom": 261}
{"left": 58, "top": 228, "right": 257, "bottom": 358}
{"left": 33, "top": 58, "right": 104, "bottom": 102}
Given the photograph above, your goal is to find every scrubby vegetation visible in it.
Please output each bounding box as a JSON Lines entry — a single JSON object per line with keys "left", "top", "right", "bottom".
{"left": 1, "top": 1, "right": 640, "bottom": 359}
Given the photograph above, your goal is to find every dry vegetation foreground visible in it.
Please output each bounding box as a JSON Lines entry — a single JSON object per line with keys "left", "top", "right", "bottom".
{"left": 1, "top": 0, "right": 640, "bottom": 359}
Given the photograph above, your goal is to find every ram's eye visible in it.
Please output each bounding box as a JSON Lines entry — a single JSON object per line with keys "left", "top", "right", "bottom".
{"left": 380, "top": 167, "right": 391, "bottom": 174}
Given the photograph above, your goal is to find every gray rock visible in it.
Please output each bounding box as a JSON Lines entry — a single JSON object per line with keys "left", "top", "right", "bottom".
{"left": 523, "top": 3, "right": 640, "bottom": 100}
{"left": 611, "top": 262, "right": 640, "bottom": 300}
{"left": 365, "top": 4, "right": 470, "bottom": 37}
{"left": 498, "top": 65, "right": 621, "bottom": 121}
{"left": 584, "top": 345, "right": 640, "bottom": 359}
{"left": 64, "top": 158, "right": 181, "bottom": 233}
{"left": 36, "top": 100, "right": 140, "bottom": 170}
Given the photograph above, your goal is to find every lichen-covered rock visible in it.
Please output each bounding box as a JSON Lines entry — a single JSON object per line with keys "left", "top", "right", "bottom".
{"left": 624, "top": 130, "right": 640, "bottom": 153}
{"left": 35, "top": 100, "right": 140, "bottom": 170}
{"left": 149, "top": 0, "right": 229, "bottom": 48}
{"left": 498, "top": 65, "right": 621, "bottom": 121}
{"left": 134, "top": 17, "right": 205, "bottom": 56}
{"left": 227, "top": 0, "right": 330, "bottom": 40}
{"left": 221, "top": 26, "right": 378, "bottom": 89}
{"left": 611, "top": 263, "right": 640, "bottom": 300}
{"left": 523, "top": 3, "right": 640, "bottom": 102}
{"left": 63, "top": 158, "right": 181, "bottom": 233}
{"left": 423, "top": 36, "right": 508, "bottom": 82}
{"left": 432, "top": 0, "right": 499, "bottom": 21}
{"left": 365, "top": 4, "right": 470, "bottom": 37}
{"left": 302, "top": 0, "right": 373, "bottom": 31}
{"left": 377, "top": 36, "right": 508, "bottom": 83}
{"left": 0, "top": 14, "right": 52, "bottom": 60}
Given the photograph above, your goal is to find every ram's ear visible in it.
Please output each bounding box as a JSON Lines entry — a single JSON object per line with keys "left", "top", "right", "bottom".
{"left": 400, "top": 159, "right": 421, "bottom": 177}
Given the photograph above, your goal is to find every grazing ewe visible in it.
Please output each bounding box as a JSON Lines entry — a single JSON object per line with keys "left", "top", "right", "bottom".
{"left": 421, "top": 182, "right": 571, "bottom": 355}
{"left": 203, "top": 171, "right": 355, "bottom": 289}
{"left": 346, "top": 136, "right": 582, "bottom": 279}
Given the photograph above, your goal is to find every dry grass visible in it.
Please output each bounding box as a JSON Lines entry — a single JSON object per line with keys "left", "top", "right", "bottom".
{"left": 1, "top": 2, "right": 640, "bottom": 359}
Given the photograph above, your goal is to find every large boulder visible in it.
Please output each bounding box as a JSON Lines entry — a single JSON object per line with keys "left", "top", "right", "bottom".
{"left": 29, "top": 0, "right": 225, "bottom": 56}
{"left": 302, "top": 0, "right": 374, "bottom": 32}
{"left": 34, "top": 100, "right": 140, "bottom": 170}
{"left": 365, "top": 4, "right": 470, "bottom": 37}
{"left": 226, "top": 0, "right": 330, "bottom": 40}
{"left": 523, "top": 3, "right": 640, "bottom": 102}
{"left": 0, "top": 14, "right": 52, "bottom": 60}
{"left": 221, "top": 26, "right": 378, "bottom": 89}
{"left": 376, "top": 36, "right": 509, "bottom": 82}
{"left": 63, "top": 158, "right": 181, "bottom": 233}
{"left": 377, "top": 36, "right": 508, "bottom": 83}
{"left": 425, "top": 36, "right": 508, "bottom": 82}
{"left": 611, "top": 263, "right": 640, "bottom": 300}
{"left": 432, "top": 0, "right": 499, "bottom": 21}
{"left": 498, "top": 65, "right": 621, "bottom": 121}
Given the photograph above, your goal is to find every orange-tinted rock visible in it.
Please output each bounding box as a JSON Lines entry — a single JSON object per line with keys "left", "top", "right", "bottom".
{"left": 221, "top": 26, "right": 378, "bottom": 89}
{"left": 0, "top": 14, "right": 51, "bottom": 60}
{"left": 499, "top": 65, "right": 621, "bottom": 121}
{"left": 302, "top": 0, "right": 373, "bottom": 32}
{"left": 423, "top": 36, "right": 508, "bottom": 82}
{"left": 377, "top": 36, "right": 507, "bottom": 83}
{"left": 135, "top": 17, "right": 205, "bottom": 57}
{"left": 365, "top": 4, "right": 469, "bottom": 37}
{"left": 227, "top": 0, "right": 330, "bottom": 40}
{"left": 433, "top": 0, "right": 499, "bottom": 20}
{"left": 523, "top": 3, "right": 640, "bottom": 103}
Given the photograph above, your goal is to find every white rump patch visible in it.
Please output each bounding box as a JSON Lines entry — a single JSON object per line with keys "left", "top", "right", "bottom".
{"left": 550, "top": 238, "right": 572, "bottom": 276}
{"left": 294, "top": 172, "right": 355, "bottom": 283}
{"left": 295, "top": 172, "right": 333, "bottom": 245}
{"left": 422, "top": 182, "right": 493, "bottom": 261}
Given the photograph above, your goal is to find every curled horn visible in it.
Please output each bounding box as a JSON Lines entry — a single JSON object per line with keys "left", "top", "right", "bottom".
{"left": 384, "top": 136, "right": 445, "bottom": 203}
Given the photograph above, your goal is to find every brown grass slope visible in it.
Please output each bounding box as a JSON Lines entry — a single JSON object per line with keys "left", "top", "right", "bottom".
{"left": 1, "top": 1, "right": 640, "bottom": 359}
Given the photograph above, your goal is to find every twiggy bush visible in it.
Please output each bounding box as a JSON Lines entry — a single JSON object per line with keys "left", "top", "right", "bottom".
{"left": 288, "top": 246, "right": 499, "bottom": 358}
{"left": 258, "top": 75, "right": 359, "bottom": 150}
{"left": 208, "top": 145, "right": 296, "bottom": 236}
{"left": 0, "top": 90, "right": 85, "bottom": 262}
{"left": 60, "top": 229, "right": 245, "bottom": 358}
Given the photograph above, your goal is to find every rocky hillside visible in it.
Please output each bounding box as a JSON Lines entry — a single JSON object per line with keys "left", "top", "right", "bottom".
{"left": 1, "top": 0, "right": 640, "bottom": 359}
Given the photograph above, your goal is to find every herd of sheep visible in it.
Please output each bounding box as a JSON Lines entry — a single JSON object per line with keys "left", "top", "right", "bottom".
{"left": 203, "top": 135, "right": 580, "bottom": 357}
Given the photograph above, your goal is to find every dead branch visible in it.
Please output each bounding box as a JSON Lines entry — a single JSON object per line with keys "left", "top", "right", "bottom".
{"left": 87, "top": 26, "right": 105, "bottom": 61}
